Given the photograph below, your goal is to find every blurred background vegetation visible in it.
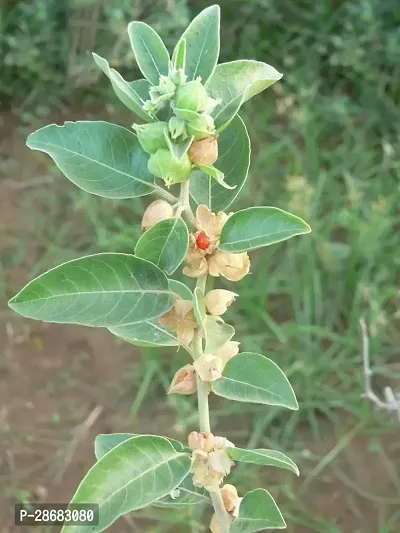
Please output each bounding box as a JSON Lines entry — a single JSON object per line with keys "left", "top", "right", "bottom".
{"left": 1, "top": 1, "right": 400, "bottom": 532}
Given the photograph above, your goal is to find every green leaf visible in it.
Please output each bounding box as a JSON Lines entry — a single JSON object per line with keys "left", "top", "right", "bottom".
{"left": 26, "top": 121, "right": 164, "bottom": 199}
{"left": 190, "top": 115, "right": 250, "bottom": 211}
{"left": 8, "top": 253, "right": 175, "bottom": 328}
{"left": 135, "top": 218, "right": 189, "bottom": 276}
{"left": 109, "top": 320, "right": 177, "bottom": 347}
{"left": 172, "top": 38, "right": 186, "bottom": 70}
{"left": 207, "top": 60, "right": 282, "bottom": 131}
{"left": 219, "top": 207, "right": 311, "bottom": 253}
{"left": 61, "top": 436, "right": 191, "bottom": 533}
{"left": 204, "top": 316, "right": 235, "bottom": 354}
{"left": 231, "top": 488, "right": 286, "bottom": 533}
{"left": 153, "top": 474, "right": 209, "bottom": 508}
{"left": 179, "top": 5, "right": 220, "bottom": 83}
{"left": 192, "top": 287, "right": 206, "bottom": 334}
{"left": 227, "top": 447, "right": 299, "bottom": 476}
{"left": 197, "top": 164, "right": 236, "bottom": 190}
{"left": 94, "top": 433, "right": 186, "bottom": 460}
{"left": 92, "top": 53, "right": 153, "bottom": 122}
{"left": 212, "top": 352, "right": 298, "bottom": 409}
{"left": 168, "top": 279, "right": 192, "bottom": 300}
{"left": 128, "top": 21, "right": 170, "bottom": 85}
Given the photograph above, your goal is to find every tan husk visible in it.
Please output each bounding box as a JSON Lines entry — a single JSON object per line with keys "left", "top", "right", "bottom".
{"left": 188, "top": 138, "right": 218, "bottom": 165}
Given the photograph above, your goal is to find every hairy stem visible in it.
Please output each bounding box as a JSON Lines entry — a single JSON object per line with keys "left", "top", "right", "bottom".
{"left": 179, "top": 180, "right": 197, "bottom": 228}
{"left": 155, "top": 186, "right": 178, "bottom": 204}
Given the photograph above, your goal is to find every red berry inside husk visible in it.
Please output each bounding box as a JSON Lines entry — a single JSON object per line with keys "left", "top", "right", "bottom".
{"left": 196, "top": 232, "right": 210, "bottom": 250}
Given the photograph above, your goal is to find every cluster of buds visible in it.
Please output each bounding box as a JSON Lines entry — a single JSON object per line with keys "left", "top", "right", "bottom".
{"left": 188, "top": 431, "right": 235, "bottom": 491}
{"left": 210, "top": 484, "right": 242, "bottom": 533}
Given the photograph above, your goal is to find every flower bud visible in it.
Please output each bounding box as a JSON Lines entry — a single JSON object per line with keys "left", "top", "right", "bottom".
{"left": 158, "top": 75, "right": 176, "bottom": 95}
{"left": 134, "top": 122, "right": 168, "bottom": 154}
{"left": 194, "top": 354, "right": 223, "bottom": 382}
{"left": 188, "top": 137, "right": 218, "bottom": 165}
{"left": 221, "top": 484, "right": 239, "bottom": 512}
{"left": 205, "top": 289, "right": 238, "bottom": 316}
{"left": 141, "top": 200, "right": 174, "bottom": 231}
{"left": 186, "top": 114, "right": 216, "bottom": 140}
{"left": 188, "top": 431, "right": 215, "bottom": 452}
{"left": 168, "top": 364, "right": 197, "bottom": 395}
{"left": 169, "top": 116, "right": 187, "bottom": 139}
{"left": 147, "top": 149, "right": 192, "bottom": 187}
{"left": 175, "top": 79, "right": 208, "bottom": 112}
{"left": 169, "top": 68, "right": 187, "bottom": 86}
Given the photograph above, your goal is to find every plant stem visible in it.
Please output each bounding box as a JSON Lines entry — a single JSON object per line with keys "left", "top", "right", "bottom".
{"left": 179, "top": 180, "right": 197, "bottom": 228}
{"left": 155, "top": 186, "right": 178, "bottom": 204}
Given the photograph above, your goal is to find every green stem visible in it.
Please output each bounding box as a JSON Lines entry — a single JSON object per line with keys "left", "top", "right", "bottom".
{"left": 155, "top": 186, "right": 178, "bottom": 204}
{"left": 179, "top": 180, "right": 197, "bottom": 228}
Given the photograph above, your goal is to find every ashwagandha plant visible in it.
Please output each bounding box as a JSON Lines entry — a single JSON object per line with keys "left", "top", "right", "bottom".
{"left": 8, "top": 6, "right": 311, "bottom": 533}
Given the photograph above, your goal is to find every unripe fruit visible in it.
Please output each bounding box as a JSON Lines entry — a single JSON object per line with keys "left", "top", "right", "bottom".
{"left": 188, "top": 137, "right": 218, "bottom": 165}
{"left": 134, "top": 122, "right": 168, "bottom": 154}
{"left": 187, "top": 114, "right": 215, "bottom": 140}
{"left": 141, "top": 200, "right": 174, "bottom": 231}
{"left": 175, "top": 80, "right": 208, "bottom": 112}
{"left": 168, "top": 116, "right": 187, "bottom": 139}
{"left": 147, "top": 149, "right": 192, "bottom": 187}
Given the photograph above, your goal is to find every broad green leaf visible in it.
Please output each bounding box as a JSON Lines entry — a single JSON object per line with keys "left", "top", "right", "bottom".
{"left": 227, "top": 447, "right": 299, "bottom": 476}
{"left": 207, "top": 60, "right": 282, "bottom": 131}
{"left": 178, "top": 5, "right": 220, "bottom": 83}
{"left": 153, "top": 474, "right": 209, "bottom": 508}
{"left": 135, "top": 218, "right": 189, "bottom": 275}
{"left": 26, "top": 121, "right": 164, "bottom": 199}
{"left": 193, "top": 287, "right": 206, "bottom": 334}
{"left": 197, "top": 164, "right": 236, "bottom": 190}
{"left": 92, "top": 53, "right": 152, "bottom": 122}
{"left": 61, "top": 436, "right": 191, "bottom": 533}
{"left": 94, "top": 433, "right": 186, "bottom": 460}
{"left": 168, "top": 279, "right": 192, "bottom": 300}
{"left": 190, "top": 115, "right": 250, "bottom": 211}
{"left": 128, "top": 21, "right": 170, "bottom": 85}
{"left": 212, "top": 352, "right": 298, "bottom": 409}
{"left": 8, "top": 253, "right": 175, "bottom": 328}
{"left": 109, "top": 320, "right": 177, "bottom": 347}
{"left": 204, "top": 316, "right": 235, "bottom": 354}
{"left": 219, "top": 207, "right": 311, "bottom": 253}
{"left": 172, "top": 38, "right": 186, "bottom": 70}
{"left": 231, "top": 489, "right": 286, "bottom": 533}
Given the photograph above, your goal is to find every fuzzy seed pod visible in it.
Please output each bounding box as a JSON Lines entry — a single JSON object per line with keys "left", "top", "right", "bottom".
{"left": 221, "top": 484, "right": 239, "bottom": 512}
{"left": 188, "top": 138, "right": 218, "bottom": 165}
{"left": 141, "top": 200, "right": 173, "bottom": 231}
{"left": 188, "top": 431, "right": 215, "bottom": 453}
{"left": 147, "top": 149, "right": 192, "bottom": 187}
{"left": 187, "top": 114, "right": 216, "bottom": 140}
{"left": 134, "top": 122, "right": 168, "bottom": 154}
{"left": 175, "top": 79, "right": 209, "bottom": 113}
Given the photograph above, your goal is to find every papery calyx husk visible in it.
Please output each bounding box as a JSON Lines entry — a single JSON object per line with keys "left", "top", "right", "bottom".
{"left": 141, "top": 200, "right": 174, "bottom": 231}
{"left": 205, "top": 289, "right": 238, "bottom": 316}
{"left": 133, "top": 122, "right": 168, "bottom": 154}
{"left": 168, "top": 364, "right": 197, "bottom": 395}
{"left": 188, "top": 137, "right": 218, "bottom": 165}
{"left": 188, "top": 431, "right": 215, "bottom": 453}
{"left": 221, "top": 484, "right": 239, "bottom": 512}
{"left": 158, "top": 298, "right": 198, "bottom": 345}
{"left": 175, "top": 79, "right": 208, "bottom": 113}
{"left": 193, "top": 353, "right": 223, "bottom": 382}
{"left": 186, "top": 114, "right": 216, "bottom": 140}
{"left": 148, "top": 148, "right": 192, "bottom": 187}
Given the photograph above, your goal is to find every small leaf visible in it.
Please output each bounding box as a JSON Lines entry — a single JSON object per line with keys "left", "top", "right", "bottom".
{"left": 128, "top": 21, "right": 170, "bottom": 85}
{"left": 204, "top": 316, "right": 235, "bottom": 354}
{"left": 231, "top": 488, "right": 286, "bottom": 533}
{"left": 8, "top": 253, "right": 175, "bottom": 328}
{"left": 212, "top": 352, "right": 298, "bottom": 409}
{"left": 165, "top": 133, "right": 195, "bottom": 161}
{"left": 135, "top": 218, "right": 189, "bottom": 276}
{"left": 172, "top": 107, "right": 201, "bottom": 122}
{"left": 190, "top": 115, "right": 250, "bottom": 211}
{"left": 227, "top": 447, "right": 299, "bottom": 476}
{"left": 94, "top": 433, "right": 186, "bottom": 460}
{"left": 92, "top": 53, "right": 152, "bottom": 122}
{"left": 153, "top": 475, "right": 210, "bottom": 508}
{"left": 207, "top": 60, "right": 282, "bottom": 131}
{"left": 219, "top": 207, "right": 311, "bottom": 253}
{"left": 168, "top": 279, "right": 193, "bottom": 300}
{"left": 61, "top": 436, "right": 191, "bottom": 533}
{"left": 197, "top": 164, "right": 236, "bottom": 190}
{"left": 172, "top": 38, "right": 186, "bottom": 70}
{"left": 27, "top": 121, "right": 163, "bottom": 199}
{"left": 192, "top": 287, "right": 206, "bottom": 334}
{"left": 178, "top": 5, "right": 220, "bottom": 83}
{"left": 109, "top": 320, "right": 177, "bottom": 347}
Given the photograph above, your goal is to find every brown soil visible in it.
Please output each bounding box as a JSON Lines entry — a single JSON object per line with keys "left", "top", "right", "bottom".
{"left": 1, "top": 111, "right": 399, "bottom": 533}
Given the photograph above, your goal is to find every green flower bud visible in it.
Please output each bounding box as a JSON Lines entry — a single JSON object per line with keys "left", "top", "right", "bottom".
{"left": 175, "top": 79, "right": 208, "bottom": 113}
{"left": 148, "top": 149, "right": 192, "bottom": 187}
{"left": 169, "top": 117, "right": 187, "bottom": 139}
{"left": 158, "top": 75, "right": 176, "bottom": 96}
{"left": 186, "top": 114, "right": 215, "bottom": 140}
{"left": 133, "top": 122, "right": 168, "bottom": 154}
{"left": 169, "top": 68, "right": 187, "bottom": 86}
